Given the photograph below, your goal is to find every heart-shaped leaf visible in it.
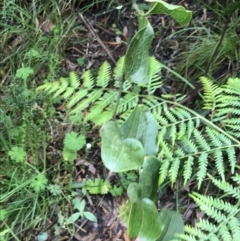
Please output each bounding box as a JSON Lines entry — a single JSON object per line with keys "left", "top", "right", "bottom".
{"left": 145, "top": 0, "right": 192, "bottom": 26}
{"left": 128, "top": 198, "right": 162, "bottom": 241}
{"left": 124, "top": 17, "right": 154, "bottom": 84}
{"left": 100, "top": 121, "right": 144, "bottom": 172}
{"left": 121, "top": 106, "right": 158, "bottom": 155}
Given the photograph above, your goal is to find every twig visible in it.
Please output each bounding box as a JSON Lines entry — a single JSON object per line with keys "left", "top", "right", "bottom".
{"left": 76, "top": 11, "right": 115, "bottom": 64}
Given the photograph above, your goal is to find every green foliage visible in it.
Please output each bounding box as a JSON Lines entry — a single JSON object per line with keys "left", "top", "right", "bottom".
{"left": 85, "top": 178, "right": 111, "bottom": 194}
{"left": 71, "top": 198, "right": 97, "bottom": 223}
{"left": 110, "top": 185, "right": 124, "bottom": 197}
{"left": 0, "top": 208, "right": 7, "bottom": 221}
{"left": 178, "top": 174, "right": 240, "bottom": 241}
{"left": 64, "top": 131, "right": 86, "bottom": 151}
{"left": 145, "top": 0, "right": 192, "bottom": 26}
{"left": 54, "top": 198, "right": 97, "bottom": 236}
{"left": 37, "top": 56, "right": 162, "bottom": 126}
{"left": 47, "top": 184, "right": 62, "bottom": 196}
{"left": 15, "top": 67, "right": 34, "bottom": 82}
{"left": 3, "top": 0, "right": 240, "bottom": 240}
{"left": 201, "top": 76, "right": 240, "bottom": 138}
{"left": 30, "top": 173, "right": 48, "bottom": 192}
{"left": 8, "top": 146, "right": 26, "bottom": 163}
{"left": 63, "top": 131, "right": 86, "bottom": 162}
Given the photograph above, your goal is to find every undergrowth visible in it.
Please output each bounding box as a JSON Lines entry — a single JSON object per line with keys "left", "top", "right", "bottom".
{"left": 1, "top": 0, "right": 240, "bottom": 241}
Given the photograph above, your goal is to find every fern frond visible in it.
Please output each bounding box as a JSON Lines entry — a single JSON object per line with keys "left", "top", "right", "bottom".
{"left": 169, "top": 158, "right": 180, "bottom": 186}
{"left": 200, "top": 76, "right": 222, "bottom": 110}
{"left": 180, "top": 175, "right": 240, "bottom": 241}
{"left": 62, "top": 87, "right": 76, "bottom": 99}
{"left": 113, "top": 56, "right": 125, "bottom": 87}
{"left": 96, "top": 61, "right": 111, "bottom": 87}
{"left": 147, "top": 57, "right": 162, "bottom": 94}
{"left": 53, "top": 77, "right": 69, "bottom": 98}
{"left": 196, "top": 153, "right": 208, "bottom": 189}
{"left": 158, "top": 159, "right": 170, "bottom": 186}
{"left": 183, "top": 156, "right": 194, "bottom": 185}
{"left": 208, "top": 174, "right": 240, "bottom": 199}
{"left": 85, "top": 90, "right": 116, "bottom": 122}
{"left": 117, "top": 93, "right": 139, "bottom": 113}
{"left": 70, "top": 89, "right": 104, "bottom": 114}
{"left": 66, "top": 89, "right": 88, "bottom": 109}
{"left": 69, "top": 71, "right": 80, "bottom": 88}
{"left": 201, "top": 77, "right": 240, "bottom": 138}
{"left": 85, "top": 178, "right": 111, "bottom": 194}
{"left": 82, "top": 70, "right": 94, "bottom": 89}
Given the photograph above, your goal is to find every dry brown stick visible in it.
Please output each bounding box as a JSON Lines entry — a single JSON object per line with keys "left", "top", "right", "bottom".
{"left": 77, "top": 12, "right": 116, "bottom": 64}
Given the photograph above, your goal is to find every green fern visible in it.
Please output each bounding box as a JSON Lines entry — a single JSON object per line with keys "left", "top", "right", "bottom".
{"left": 139, "top": 96, "right": 238, "bottom": 188}
{"left": 37, "top": 56, "right": 162, "bottom": 126}
{"left": 178, "top": 174, "right": 240, "bottom": 241}
{"left": 200, "top": 77, "right": 240, "bottom": 138}
{"left": 85, "top": 178, "right": 111, "bottom": 194}
{"left": 38, "top": 61, "right": 240, "bottom": 189}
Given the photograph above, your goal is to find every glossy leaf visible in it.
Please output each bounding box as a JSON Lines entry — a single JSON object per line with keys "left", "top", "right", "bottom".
{"left": 157, "top": 208, "right": 184, "bottom": 241}
{"left": 124, "top": 17, "right": 154, "bottom": 84}
{"left": 128, "top": 198, "right": 162, "bottom": 241}
{"left": 121, "top": 106, "right": 158, "bottom": 155}
{"left": 145, "top": 0, "right": 192, "bottom": 26}
{"left": 100, "top": 121, "right": 144, "bottom": 172}
{"left": 139, "top": 156, "right": 161, "bottom": 201}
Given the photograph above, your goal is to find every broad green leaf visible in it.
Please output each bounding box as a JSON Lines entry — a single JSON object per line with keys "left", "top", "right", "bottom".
{"left": 127, "top": 183, "right": 143, "bottom": 203}
{"left": 145, "top": 0, "right": 192, "bottom": 26}
{"left": 139, "top": 156, "right": 161, "bottom": 201}
{"left": 128, "top": 198, "right": 162, "bottom": 241}
{"left": 157, "top": 208, "right": 184, "bottom": 241}
{"left": 121, "top": 106, "right": 158, "bottom": 155}
{"left": 100, "top": 121, "right": 144, "bottom": 172}
{"left": 124, "top": 17, "right": 154, "bottom": 84}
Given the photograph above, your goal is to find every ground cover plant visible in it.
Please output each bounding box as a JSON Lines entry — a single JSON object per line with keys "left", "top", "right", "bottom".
{"left": 1, "top": 0, "right": 240, "bottom": 240}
